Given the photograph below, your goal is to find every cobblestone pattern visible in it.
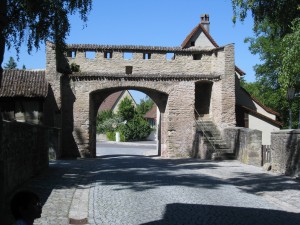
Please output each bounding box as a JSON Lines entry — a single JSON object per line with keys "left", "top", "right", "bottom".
{"left": 6, "top": 157, "right": 300, "bottom": 225}
{"left": 88, "top": 157, "right": 300, "bottom": 225}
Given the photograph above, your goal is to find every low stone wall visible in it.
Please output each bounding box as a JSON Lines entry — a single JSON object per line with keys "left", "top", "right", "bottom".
{"left": 0, "top": 121, "right": 50, "bottom": 222}
{"left": 271, "top": 130, "right": 300, "bottom": 178}
{"left": 223, "top": 127, "right": 262, "bottom": 166}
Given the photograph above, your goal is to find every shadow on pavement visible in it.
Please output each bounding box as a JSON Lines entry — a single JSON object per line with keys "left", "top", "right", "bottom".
{"left": 141, "top": 203, "right": 300, "bottom": 225}
{"left": 5, "top": 156, "right": 300, "bottom": 224}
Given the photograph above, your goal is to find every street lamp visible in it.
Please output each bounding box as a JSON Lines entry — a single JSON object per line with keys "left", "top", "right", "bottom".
{"left": 287, "top": 87, "right": 295, "bottom": 129}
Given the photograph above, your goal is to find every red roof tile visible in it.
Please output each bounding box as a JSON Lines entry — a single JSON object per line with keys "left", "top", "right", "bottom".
{"left": 181, "top": 23, "right": 245, "bottom": 76}
{"left": 0, "top": 70, "right": 48, "bottom": 98}
{"left": 99, "top": 91, "right": 124, "bottom": 111}
{"left": 144, "top": 104, "right": 157, "bottom": 119}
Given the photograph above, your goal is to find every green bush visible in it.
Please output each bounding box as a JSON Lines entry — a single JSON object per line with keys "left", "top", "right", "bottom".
{"left": 106, "top": 131, "right": 115, "bottom": 141}
{"left": 118, "top": 115, "right": 151, "bottom": 141}
{"left": 106, "top": 131, "right": 125, "bottom": 142}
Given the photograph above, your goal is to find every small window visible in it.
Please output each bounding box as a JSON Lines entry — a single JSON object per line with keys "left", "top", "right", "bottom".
{"left": 193, "top": 54, "right": 202, "bottom": 60}
{"left": 125, "top": 66, "right": 133, "bottom": 74}
{"left": 67, "top": 51, "right": 76, "bottom": 58}
{"left": 143, "top": 53, "right": 151, "bottom": 60}
{"left": 166, "top": 53, "right": 175, "bottom": 60}
{"left": 123, "top": 52, "right": 133, "bottom": 60}
{"left": 85, "top": 51, "right": 96, "bottom": 59}
{"left": 104, "top": 52, "right": 113, "bottom": 59}
{"left": 191, "top": 41, "right": 195, "bottom": 46}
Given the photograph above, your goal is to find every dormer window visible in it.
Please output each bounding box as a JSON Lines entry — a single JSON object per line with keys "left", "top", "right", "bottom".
{"left": 191, "top": 41, "right": 195, "bottom": 46}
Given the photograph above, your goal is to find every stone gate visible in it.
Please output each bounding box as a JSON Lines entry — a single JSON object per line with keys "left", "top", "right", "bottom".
{"left": 44, "top": 41, "right": 236, "bottom": 158}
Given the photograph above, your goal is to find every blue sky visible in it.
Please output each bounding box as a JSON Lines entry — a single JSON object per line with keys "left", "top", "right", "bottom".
{"left": 4, "top": 0, "right": 259, "bottom": 103}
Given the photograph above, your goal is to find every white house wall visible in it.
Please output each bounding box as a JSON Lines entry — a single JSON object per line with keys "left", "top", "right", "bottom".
{"left": 248, "top": 114, "right": 280, "bottom": 145}
{"left": 253, "top": 101, "right": 277, "bottom": 120}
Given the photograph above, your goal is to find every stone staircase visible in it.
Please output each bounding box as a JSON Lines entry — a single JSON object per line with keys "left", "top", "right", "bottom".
{"left": 196, "top": 119, "right": 235, "bottom": 160}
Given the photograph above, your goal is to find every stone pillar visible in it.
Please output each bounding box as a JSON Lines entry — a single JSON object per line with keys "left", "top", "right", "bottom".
{"left": 221, "top": 44, "right": 236, "bottom": 128}
{"left": 224, "top": 127, "right": 262, "bottom": 166}
{"left": 165, "top": 82, "right": 195, "bottom": 158}
{"left": 271, "top": 130, "right": 300, "bottom": 177}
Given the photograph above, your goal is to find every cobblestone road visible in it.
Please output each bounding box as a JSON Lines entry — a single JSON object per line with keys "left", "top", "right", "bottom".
{"left": 9, "top": 156, "right": 300, "bottom": 225}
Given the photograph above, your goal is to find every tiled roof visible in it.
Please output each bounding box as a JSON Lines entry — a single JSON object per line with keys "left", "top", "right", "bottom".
{"left": 0, "top": 70, "right": 48, "bottom": 98}
{"left": 69, "top": 72, "right": 221, "bottom": 81}
{"left": 240, "top": 87, "right": 281, "bottom": 117}
{"left": 144, "top": 104, "right": 157, "bottom": 119}
{"left": 181, "top": 23, "right": 246, "bottom": 76}
{"left": 66, "top": 44, "right": 221, "bottom": 53}
{"left": 99, "top": 91, "right": 124, "bottom": 111}
{"left": 237, "top": 104, "right": 282, "bottom": 127}
{"left": 181, "top": 23, "right": 219, "bottom": 49}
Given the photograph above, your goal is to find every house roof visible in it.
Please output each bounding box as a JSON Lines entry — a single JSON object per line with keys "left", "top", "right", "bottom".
{"left": 241, "top": 87, "right": 281, "bottom": 117}
{"left": 0, "top": 70, "right": 48, "bottom": 98}
{"left": 181, "top": 22, "right": 246, "bottom": 76}
{"left": 144, "top": 104, "right": 157, "bottom": 119}
{"left": 237, "top": 104, "right": 283, "bottom": 127}
{"left": 99, "top": 90, "right": 124, "bottom": 111}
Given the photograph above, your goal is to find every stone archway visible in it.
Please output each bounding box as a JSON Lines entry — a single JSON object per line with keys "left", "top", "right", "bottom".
{"left": 89, "top": 87, "right": 168, "bottom": 157}
{"left": 44, "top": 42, "right": 236, "bottom": 159}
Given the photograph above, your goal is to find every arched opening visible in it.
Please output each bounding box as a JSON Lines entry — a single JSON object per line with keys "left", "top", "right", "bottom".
{"left": 194, "top": 81, "right": 213, "bottom": 119}
{"left": 89, "top": 87, "right": 168, "bottom": 157}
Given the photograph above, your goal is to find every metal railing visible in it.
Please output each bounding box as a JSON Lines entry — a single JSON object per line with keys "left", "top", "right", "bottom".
{"left": 261, "top": 145, "right": 271, "bottom": 166}
{"left": 194, "top": 109, "right": 217, "bottom": 152}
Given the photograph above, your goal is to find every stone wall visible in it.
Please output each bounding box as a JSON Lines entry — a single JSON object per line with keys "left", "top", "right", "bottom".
{"left": 45, "top": 43, "right": 237, "bottom": 158}
{"left": 0, "top": 121, "right": 49, "bottom": 220}
{"left": 223, "top": 127, "right": 262, "bottom": 166}
{"left": 271, "top": 130, "right": 300, "bottom": 178}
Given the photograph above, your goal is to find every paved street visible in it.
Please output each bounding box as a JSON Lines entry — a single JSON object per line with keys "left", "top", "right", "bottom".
{"left": 96, "top": 141, "right": 158, "bottom": 156}
{"left": 6, "top": 144, "right": 300, "bottom": 225}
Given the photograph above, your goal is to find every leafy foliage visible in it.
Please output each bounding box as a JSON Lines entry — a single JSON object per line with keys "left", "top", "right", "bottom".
{"left": 117, "top": 97, "right": 135, "bottom": 121}
{"left": 118, "top": 115, "right": 152, "bottom": 141}
{"left": 136, "top": 96, "right": 154, "bottom": 116}
{"left": 70, "top": 62, "right": 80, "bottom": 72}
{"left": 4, "top": 0, "right": 92, "bottom": 53}
{"left": 4, "top": 56, "right": 17, "bottom": 69}
{"left": 232, "top": 0, "right": 300, "bottom": 128}
{"left": 96, "top": 110, "right": 122, "bottom": 134}
{"left": 0, "top": 0, "right": 92, "bottom": 71}
{"left": 278, "top": 18, "right": 300, "bottom": 91}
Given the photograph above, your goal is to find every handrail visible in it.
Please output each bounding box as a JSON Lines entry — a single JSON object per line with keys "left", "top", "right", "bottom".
{"left": 194, "top": 108, "right": 217, "bottom": 152}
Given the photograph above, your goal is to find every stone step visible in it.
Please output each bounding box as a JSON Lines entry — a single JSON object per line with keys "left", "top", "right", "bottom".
{"left": 213, "top": 152, "right": 236, "bottom": 160}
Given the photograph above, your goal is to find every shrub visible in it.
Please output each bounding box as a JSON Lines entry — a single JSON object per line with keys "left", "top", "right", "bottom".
{"left": 118, "top": 115, "right": 151, "bottom": 141}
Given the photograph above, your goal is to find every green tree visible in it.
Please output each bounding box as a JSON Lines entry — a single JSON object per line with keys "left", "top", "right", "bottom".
{"left": 278, "top": 18, "right": 300, "bottom": 91}
{"left": 4, "top": 56, "right": 17, "bottom": 69}
{"left": 117, "top": 97, "right": 135, "bottom": 121}
{"left": 118, "top": 115, "right": 151, "bottom": 141}
{"left": 116, "top": 96, "right": 152, "bottom": 141}
{"left": 0, "top": 0, "right": 92, "bottom": 73}
{"left": 96, "top": 110, "right": 114, "bottom": 134}
{"left": 231, "top": 0, "right": 300, "bottom": 127}
{"left": 136, "top": 96, "right": 154, "bottom": 116}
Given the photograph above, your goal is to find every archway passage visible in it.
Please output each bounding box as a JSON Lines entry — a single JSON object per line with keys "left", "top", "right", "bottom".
{"left": 195, "top": 81, "right": 213, "bottom": 118}
{"left": 45, "top": 43, "right": 236, "bottom": 159}
{"left": 89, "top": 87, "right": 168, "bottom": 158}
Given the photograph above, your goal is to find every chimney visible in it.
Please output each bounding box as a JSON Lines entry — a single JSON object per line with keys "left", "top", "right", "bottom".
{"left": 201, "top": 14, "right": 210, "bottom": 33}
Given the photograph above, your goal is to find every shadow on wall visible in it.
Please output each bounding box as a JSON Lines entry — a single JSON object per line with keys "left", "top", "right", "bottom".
{"left": 285, "top": 131, "right": 300, "bottom": 177}
{"left": 141, "top": 203, "right": 300, "bottom": 225}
